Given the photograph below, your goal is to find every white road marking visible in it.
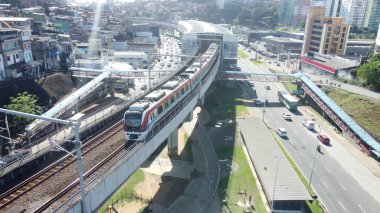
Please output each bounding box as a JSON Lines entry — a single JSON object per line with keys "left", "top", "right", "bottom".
{"left": 338, "top": 201, "right": 347, "bottom": 212}
{"left": 308, "top": 163, "right": 312, "bottom": 168}
{"left": 339, "top": 182, "right": 348, "bottom": 191}
{"left": 298, "top": 150, "right": 304, "bottom": 156}
{"left": 324, "top": 166, "right": 332, "bottom": 174}
{"left": 321, "top": 180, "right": 329, "bottom": 188}
{"left": 358, "top": 204, "right": 366, "bottom": 213}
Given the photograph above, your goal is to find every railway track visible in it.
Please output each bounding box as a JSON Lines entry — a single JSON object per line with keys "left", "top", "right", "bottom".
{"left": 36, "top": 141, "right": 134, "bottom": 212}
{"left": 0, "top": 120, "right": 123, "bottom": 211}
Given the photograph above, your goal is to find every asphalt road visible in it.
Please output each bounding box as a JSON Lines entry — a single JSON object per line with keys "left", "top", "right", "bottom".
{"left": 237, "top": 49, "right": 380, "bottom": 213}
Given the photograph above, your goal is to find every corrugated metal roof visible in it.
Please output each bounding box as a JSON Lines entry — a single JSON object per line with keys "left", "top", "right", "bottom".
{"left": 26, "top": 71, "right": 111, "bottom": 131}
{"left": 238, "top": 118, "right": 312, "bottom": 201}
{"left": 301, "top": 76, "right": 380, "bottom": 152}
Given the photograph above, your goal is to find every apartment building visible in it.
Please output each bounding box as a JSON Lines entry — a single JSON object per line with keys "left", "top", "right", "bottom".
{"left": 280, "top": 0, "right": 312, "bottom": 27}
{"left": 363, "top": 0, "right": 380, "bottom": 32}
{"left": 302, "top": 6, "right": 350, "bottom": 56}
{"left": 376, "top": 24, "right": 380, "bottom": 53}
{"left": 0, "top": 28, "right": 24, "bottom": 79}
{"left": 339, "top": 0, "right": 368, "bottom": 29}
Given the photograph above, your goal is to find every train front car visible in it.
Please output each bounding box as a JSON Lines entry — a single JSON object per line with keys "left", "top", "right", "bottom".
{"left": 124, "top": 102, "right": 149, "bottom": 141}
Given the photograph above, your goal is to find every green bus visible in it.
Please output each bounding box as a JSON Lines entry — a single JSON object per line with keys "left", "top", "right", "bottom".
{"left": 278, "top": 91, "right": 298, "bottom": 110}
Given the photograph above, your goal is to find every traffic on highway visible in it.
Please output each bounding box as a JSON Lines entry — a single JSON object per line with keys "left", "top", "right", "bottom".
{"left": 237, "top": 45, "right": 380, "bottom": 213}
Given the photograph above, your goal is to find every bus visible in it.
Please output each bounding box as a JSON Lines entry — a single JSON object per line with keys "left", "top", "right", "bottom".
{"left": 278, "top": 91, "right": 298, "bottom": 110}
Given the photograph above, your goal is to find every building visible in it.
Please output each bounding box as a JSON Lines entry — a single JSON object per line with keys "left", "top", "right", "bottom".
{"left": 300, "top": 53, "right": 361, "bottom": 78}
{"left": 31, "top": 36, "right": 59, "bottom": 72}
{"left": 0, "top": 29, "right": 25, "bottom": 79}
{"left": 248, "top": 30, "right": 281, "bottom": 42}
{"left": 261, "top": 36, "right": 303, "bottom": 54}
{"left": 339, "top": 0, "right": 368, "bottom": 30}
{"left": 279, "top": 0, "right": 312, "bottom": 27}
{"left": 376, "top": 24, "right": 380, "bottom": 53}
{"left": 363, "top": 0, "right": 380, "bottom": 32}
{"left": 345, "top": 39, "right": 375, "bottom": 57}
{"left": 178, "top": 20, "right": 238, "bottom": 69}
{"left": 302, "top": 7, "right": 350, "bottom": 56}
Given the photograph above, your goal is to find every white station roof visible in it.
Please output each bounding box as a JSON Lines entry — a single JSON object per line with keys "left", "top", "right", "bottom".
{"left": 178, "top": 20, "right": 238, "bottom": 43}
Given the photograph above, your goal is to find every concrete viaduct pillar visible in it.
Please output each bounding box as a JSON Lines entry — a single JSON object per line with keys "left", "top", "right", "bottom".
{"left": 167, "top": 128, "right": 178, "bottom": 156}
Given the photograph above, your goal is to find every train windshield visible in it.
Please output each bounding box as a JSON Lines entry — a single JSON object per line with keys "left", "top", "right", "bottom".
{"left": 125, "top": 112, "right": 142, "bottom": 128}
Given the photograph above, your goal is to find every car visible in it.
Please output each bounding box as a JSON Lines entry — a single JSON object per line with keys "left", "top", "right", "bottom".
{"left": 141, "top": 84, "right": 147, "bottom": 90}
{"left": 282, "top": 112, "right": 292, "bottom": 120}
{"left": 167, "top": 63, "right": 172, "bottom": 67}
{"left": 303, "top": 120, "right": 315, "bottom": 130}
{"left": 253, "top": 99, "right": 262, "bottom": 105}
{"left": 276, "top": 128, "right": 287, "bottom": 137}
{"left": 249, "top": 81, "right": 255, "bottom": 87}
{"left": 268, "top": 61, "right": 272, "bottom": 64}
{"left": 317, "top": 134, "right": 330, "bottom": 145}
{"left": 249, "top": 58, "right": 255, "bottom": 61}
{"left": 248, "top": 50, "right": 252, "bottom": 52}
{"left": 236, "top": 67, "right": 241, "bottom": 71}
{"left": 265, "top": 85, "right": 271, "bottom": 90}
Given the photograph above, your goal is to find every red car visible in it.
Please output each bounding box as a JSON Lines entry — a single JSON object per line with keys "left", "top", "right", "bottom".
{"left": 317, "top": 135, "right": 330, "bottom": 145}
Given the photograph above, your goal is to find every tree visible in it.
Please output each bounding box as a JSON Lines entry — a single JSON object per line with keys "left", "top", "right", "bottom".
{"left": 237, "top": 8, "right": 251, "bottom": 25}
{"left": 357, "top": 54, "right": 380, "bottom": 87}
{"left": 4, "top": 92, "right": 43, "bottom": 135}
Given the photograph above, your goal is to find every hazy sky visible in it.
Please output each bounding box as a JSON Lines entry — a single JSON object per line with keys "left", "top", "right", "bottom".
{"left": 75, "top": 0, "right": 135, "bottom": 3}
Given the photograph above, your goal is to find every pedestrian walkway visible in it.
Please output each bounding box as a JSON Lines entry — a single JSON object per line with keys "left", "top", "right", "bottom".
{"left": 307, "top": 74, "right": 380, "bottom": 99}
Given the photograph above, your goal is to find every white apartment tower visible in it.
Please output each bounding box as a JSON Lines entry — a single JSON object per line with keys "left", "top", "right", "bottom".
{"left": 339, "top": 0, "right": 368, "bottom": 29}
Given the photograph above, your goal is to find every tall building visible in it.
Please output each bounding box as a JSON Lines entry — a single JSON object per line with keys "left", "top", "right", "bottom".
{"left": 217, "top": 0, "right": 226, "bottom": 9}
{"left": 375, "top": 23, "right": 380, "bottom": 53}
{"left": 339, "top": 0, "right": 368, "bottom": 30}
{"left": 319, "top": 0, "right": 341, "bottom": 17}
{"left": 279, "top": 0, "right": 312, "bottom": 27}
{"left": 363, "top": 0, "right": 380, "bottom": 32}
{"left": 302, "top": 6, "right": 350, "bottom": 56}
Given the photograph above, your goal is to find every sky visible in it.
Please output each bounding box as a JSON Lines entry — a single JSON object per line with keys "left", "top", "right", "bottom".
{"left": 74, "top": 0, "right": 136, "bottom": 3}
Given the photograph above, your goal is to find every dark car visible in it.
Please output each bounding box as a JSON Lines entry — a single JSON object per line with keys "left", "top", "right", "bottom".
{"left": 317, "top": 135, "right": 330, "bottom": 145}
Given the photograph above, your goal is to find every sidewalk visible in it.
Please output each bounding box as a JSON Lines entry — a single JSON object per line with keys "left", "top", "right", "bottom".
{"left": 307, "top": 74, "right": 380, "bottom": 99}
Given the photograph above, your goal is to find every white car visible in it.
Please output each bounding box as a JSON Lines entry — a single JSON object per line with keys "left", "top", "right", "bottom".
{"left": 282, "top": 112, "right": 292, "bottom": 120}
{"left": 276, "top": 128, "right": 287, "bottom": 137}
{"left": 303, "top": 120, "right": 315, "bottom": 130}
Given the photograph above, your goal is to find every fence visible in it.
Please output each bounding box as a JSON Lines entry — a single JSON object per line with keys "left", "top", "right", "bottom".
{"left": 98, "top": 190, "right": 152, "bottom": 213}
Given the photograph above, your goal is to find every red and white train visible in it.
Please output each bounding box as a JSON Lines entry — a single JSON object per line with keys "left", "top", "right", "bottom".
{"left": 124, "top": 44, "right": 219, "bottom": 141}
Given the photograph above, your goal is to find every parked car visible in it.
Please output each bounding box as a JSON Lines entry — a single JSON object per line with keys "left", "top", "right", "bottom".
{"left": 282, "top": 112, "right": 292, "bottom": 120}
{"left": 253, "top": 99, "right": 262, "bottom": 105}
{"left": 141, "top": 84, "right": 147, "bottom": 90}
{"left": 249, "top": 58, "right": 255, "bottom": 61}
{"left": 317, "top": 134, "right": 330, "bottom": 145}
{"left": 265, "top": 85, "right": 271, "bottom": 90}
{"left": 276, "top": 128, "right": 287, "bottom": 137}
{"left": 249, "top": 81, "right": 255, "bottom": 87}
{"left": 303, "top": 120, "right": 315, "bottom": 130}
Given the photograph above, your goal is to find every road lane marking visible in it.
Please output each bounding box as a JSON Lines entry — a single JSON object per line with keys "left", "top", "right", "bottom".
{"left": 308, "top": 163, "right": 312, "bottom": 168}
{"left": 321, "top": 180, "right": 329, "bottom": 188}
{"left": 358, "top": 204, "right": 366, "bottom": 213}
{"left": 339, "top": 182, "right": 348, "bottom": 191}
{"left": 298, "top": 150, "right": 304, "bottom": 156}
{"left": 338, "top": 201, "right": 347, "bottom": 212}
{"left": 324, "top": 166, "right": 332, "bottom": 173}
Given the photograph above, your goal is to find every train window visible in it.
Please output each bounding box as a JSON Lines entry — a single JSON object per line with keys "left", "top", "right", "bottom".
{"left": 181, "top": 88, "right": 185, "bottom": 95}
{"left": 176, "top": 93, "right": 179, "bottom": 99}
{"left": 170, "top": 96, "right": 175, "bottom": 103}
{"left": 158, "top": 106, "right": 163, "bottom": 114}
{"left": 164, "top": 102, "right": 169, "bottom": 108}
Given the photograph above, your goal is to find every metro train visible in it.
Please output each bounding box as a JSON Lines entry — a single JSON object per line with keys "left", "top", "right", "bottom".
{"left": 123, "top": 44, "right": 219, "bottom": 141}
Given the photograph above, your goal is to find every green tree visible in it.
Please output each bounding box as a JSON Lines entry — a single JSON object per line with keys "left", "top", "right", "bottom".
{"left": 357, "top": 56, "right": 380, "bottom": 87}
{"left": 237, "top": 8, "right": 251, "bottom": 25}
{"left": 4, "top": 92, "right": 43, "bottom": 135}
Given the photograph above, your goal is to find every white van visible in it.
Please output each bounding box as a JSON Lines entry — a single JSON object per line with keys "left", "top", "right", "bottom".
{"left": 303, "top": 120, "right": 315, "bottom": 130}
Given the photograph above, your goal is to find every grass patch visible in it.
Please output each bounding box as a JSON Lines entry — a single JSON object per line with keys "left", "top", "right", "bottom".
{"left": 324, "top": 88, "right": 380, "bottom": 140}
{"left": 285, "top": 82, "right": 298, "bottom": 92}
{"left": 253, "top": 60, "right": 263, "bottom": 65}
{"left": 97, "top": 169, "right": 145, "bottom": 213}
{"left": 217, "top": 147, "right": 267, "bottom": 213}
{"left": 269, "top": 131, "right": 324, "bottom": 213}
{"left": 204, "top": 83, "right": 248, "bottom": 124}
{"left": 238, "top": 49, "right": 248, "bottom": 59}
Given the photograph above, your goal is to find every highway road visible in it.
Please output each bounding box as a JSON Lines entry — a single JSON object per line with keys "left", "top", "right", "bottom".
{"left": 237, "top": 48, "right": 380, "bottom": 213}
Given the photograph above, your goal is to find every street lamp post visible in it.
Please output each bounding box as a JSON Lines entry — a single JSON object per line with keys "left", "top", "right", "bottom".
{"left": 308, "top": 113, "right": 325, "bottom": 191}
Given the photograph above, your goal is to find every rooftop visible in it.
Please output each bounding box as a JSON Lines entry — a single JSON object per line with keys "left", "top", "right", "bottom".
{"left": 301, "top": 54, "right": 360, "bottom": 72}
{"left": 238, "top": 118, "right": 312, "bottom": 201}
{"left": 0, "top": 17, "right": 32, "bottom": 22}
{"left": 178, "top": 20, "right": 237, "bottom": 42}
{"left": 262, "top": 36, "right": 303, "bottom": 44}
